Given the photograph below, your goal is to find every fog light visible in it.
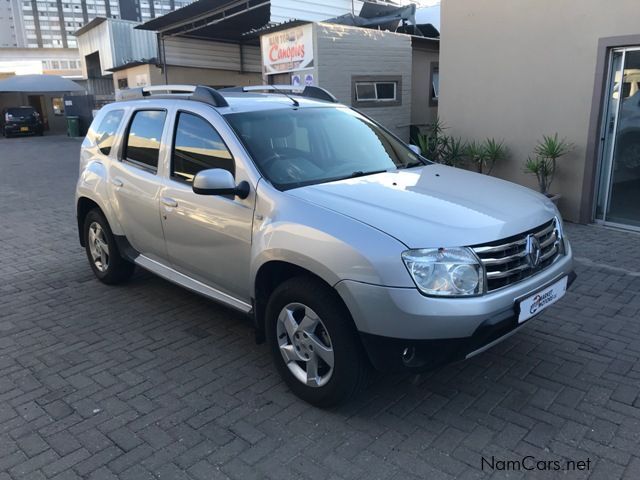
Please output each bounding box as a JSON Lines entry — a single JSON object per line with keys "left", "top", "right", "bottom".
{"left": 402, "top": 346, "right": 415, "bottom": 364}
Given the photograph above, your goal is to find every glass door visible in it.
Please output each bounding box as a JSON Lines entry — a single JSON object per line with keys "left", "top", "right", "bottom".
{"left": 596, "top": 47, "right": 640, "bottom": 229}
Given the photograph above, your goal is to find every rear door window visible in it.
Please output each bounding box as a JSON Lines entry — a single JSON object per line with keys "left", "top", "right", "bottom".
{"left": 124, "top": 110, "right": 167, "bottom": 171}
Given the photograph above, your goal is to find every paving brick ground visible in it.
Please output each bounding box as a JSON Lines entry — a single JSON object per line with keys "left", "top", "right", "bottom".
{"left": 1, "top": 134, "right": 639, "bottom": 479}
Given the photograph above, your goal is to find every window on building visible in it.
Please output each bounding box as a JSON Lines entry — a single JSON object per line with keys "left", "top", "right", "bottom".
{"left": 117, "top": 77, "right": 128, "bottom": 89}
{"left": 352, "top": 76, "right": 401, "bottom": 107}
{"left": 430, "top": 63, "right": 439, "bottom": 106}
{"left": 171, "top": 112, "right": 234, "bottom": 182}
{"left": 354, "top": 82, "right": 396, "bottom": 101}
{"left": 124, "top": 110, "right": 166, "bottom": 171}
{"left": 93, "top": 109, "right": 124, "bottom": 155}
{"left": 52, "top": 97, "right": 64, "bottom": 116}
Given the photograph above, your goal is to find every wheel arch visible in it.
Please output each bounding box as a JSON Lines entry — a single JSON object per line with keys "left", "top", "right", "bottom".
{"left": 76, "top": 197, "right": 103, "bottom": 247}
{"left": 252, "top": 260, "right": 356, "bottom": 344}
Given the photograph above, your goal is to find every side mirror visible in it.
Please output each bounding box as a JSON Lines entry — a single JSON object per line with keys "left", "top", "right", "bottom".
{"left": 409, "top": 144, "right": 421, "bottom": 155}
{"left": 192, "top": 168, "right": 250, "bottom": 199}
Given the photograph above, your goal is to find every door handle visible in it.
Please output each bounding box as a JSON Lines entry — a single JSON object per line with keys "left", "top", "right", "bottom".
{"left": 110, "top": 178, "right": 123, "bottom": 187}
{"left": 161, "top": 197, "right": 178, "bottom": 208}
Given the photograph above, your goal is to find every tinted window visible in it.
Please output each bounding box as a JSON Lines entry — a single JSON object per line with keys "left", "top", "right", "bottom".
{"left": 172, "top": 112, "right": 234, "bottom": 182}
{"left": 94, "top": 109, "right": 123, "bottom": 155}
{"left": 125, "top": 110, "right": 166, "bottom": 170}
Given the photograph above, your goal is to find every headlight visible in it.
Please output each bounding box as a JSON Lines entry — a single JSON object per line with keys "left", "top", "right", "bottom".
{"left": 554, "top": 215, "right": 566, "bottom": 255}
{"left": 402, "top": 247, "right": 485, "bottom": 296}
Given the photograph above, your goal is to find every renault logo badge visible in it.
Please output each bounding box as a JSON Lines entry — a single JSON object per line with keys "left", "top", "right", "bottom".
{"left": 526, "top": 234, "right": 542, "bottom": 267}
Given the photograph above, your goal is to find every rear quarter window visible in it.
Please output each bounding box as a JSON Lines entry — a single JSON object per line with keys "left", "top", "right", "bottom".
{"left": 88, "top": 109, "right": 125, "bottom": 156}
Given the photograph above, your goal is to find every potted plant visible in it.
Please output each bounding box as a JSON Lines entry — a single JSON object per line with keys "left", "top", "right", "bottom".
{"left": 525, "top": 133, "right": 573, "bottom": 203}
{"left": 466, "top": 138, "right": 507, "bottom": 175}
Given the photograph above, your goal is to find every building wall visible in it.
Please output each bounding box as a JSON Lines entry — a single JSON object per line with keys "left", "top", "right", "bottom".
{"left": 0, "top": 0, "right": 18, "bottom": 47}
{"left": 0, "top": 92, "right": 70, "bottom": 133}
{"left": 76, "top": 19, "right": 113, "bottom": 76}
{"left": 439, "top": 0, "right": 640, "bottom": 222}
{"left": 411, "top": 42, "right": 439, "bottom": 128}
{"left": 112, "top": 64, "right": 262, "bottom": 91}
{"left": 314, "top": 22, "right": 413, "bottom": 140}
{"left": 270, "top": 0, "right": 365, "bottom": 23}
{"left": 163, "top": 37, "right": 261, "bottom": 74}
{"left": 6, "top": 0, "right": 193, "bottom": 49}
{"left": 163, "top": 66, "right": 262, "bottom": 88}
{"left": 0, "top": 47, "right": 82, "bottom": 77}
{"left": 77, "top": 18, "right": 157, "bottom": 77}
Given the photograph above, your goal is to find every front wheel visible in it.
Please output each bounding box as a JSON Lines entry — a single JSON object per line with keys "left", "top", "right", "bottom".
{"left": 266, "top": 276, "right": 370, "bottom": 407}
{"left": 84, "top": 209, "right": 135, "bottom": 284}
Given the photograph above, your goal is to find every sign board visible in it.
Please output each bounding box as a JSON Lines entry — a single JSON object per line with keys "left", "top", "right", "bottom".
{"left": 261, "top": 24, "right": 314, "bottom": 75}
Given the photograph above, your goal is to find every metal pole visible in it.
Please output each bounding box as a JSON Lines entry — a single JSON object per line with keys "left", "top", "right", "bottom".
{"left": 162, "top": 35, "right": 169, "bottom": 85}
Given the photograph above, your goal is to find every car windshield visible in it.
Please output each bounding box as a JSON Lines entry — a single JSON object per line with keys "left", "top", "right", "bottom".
{"left": 225, "top": 106, "right": 427, "bottom": 190}
{"left": 7, "top": 107, "right": 36, "bottom": 117}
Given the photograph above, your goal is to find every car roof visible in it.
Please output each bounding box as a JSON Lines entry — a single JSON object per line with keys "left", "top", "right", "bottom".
{"left": 112, "top": 89, "right": 341, "bottom": 115}
{"left": 219, "top": 92, "right": 340, "bottom": 114}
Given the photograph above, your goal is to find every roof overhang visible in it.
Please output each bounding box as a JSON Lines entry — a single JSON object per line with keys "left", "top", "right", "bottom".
{"left": 137, "top": 0, "right": 270, "bottom": 44}
{"left": 73, "top": 17, "right": 108, "bottom": 37}
{"left": 106, "top": 59, "right": 158, "bottom": 72}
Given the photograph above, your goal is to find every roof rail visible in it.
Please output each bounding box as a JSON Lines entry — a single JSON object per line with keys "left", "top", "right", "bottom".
{"left": 223, "top": 85, "right": 338, "bottom": 103}
{"left": 116, "top": 85, "right": 229, "bottom": 107}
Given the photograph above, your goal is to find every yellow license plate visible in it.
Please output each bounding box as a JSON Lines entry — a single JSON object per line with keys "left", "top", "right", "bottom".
{"left": 20, "top": 127, "right": 29, "bottom": 132}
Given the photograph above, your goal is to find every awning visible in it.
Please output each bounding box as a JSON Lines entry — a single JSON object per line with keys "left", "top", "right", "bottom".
{"left": 0, "top": 74, "right": 85, "bottom": 93}
{"left": 137, "top": 0, "right": 270, "bottom": 43}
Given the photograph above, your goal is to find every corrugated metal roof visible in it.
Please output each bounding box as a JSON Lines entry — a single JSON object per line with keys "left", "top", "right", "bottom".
{"left": 73, "top": 17, "right": 108, "bottom": 37}
{"left": 136, "top": 0, "right": 240, "bottom": 32}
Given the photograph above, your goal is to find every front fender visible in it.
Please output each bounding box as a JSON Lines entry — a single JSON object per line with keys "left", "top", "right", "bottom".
{"left": 76, "top": 160, "right": 124, "bottom": 236}
{"left": 250, "top": 182, "right": 414, "bottom": 298}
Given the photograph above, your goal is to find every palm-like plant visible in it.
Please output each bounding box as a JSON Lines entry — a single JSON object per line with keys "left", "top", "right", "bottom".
{"left": 482, "top": 138, "right": 507, "bottom": 175}
{"left": 525, "top": 133, "right": 573, "bottom": 195}
{"left": 466, "top": 138, "right": 507, "bottom": 174}
{"left": 414, "top": 118, "right": 467, "bottom": 167}
{"left": 440, "top": 136, "right": 467, "bottom": 167}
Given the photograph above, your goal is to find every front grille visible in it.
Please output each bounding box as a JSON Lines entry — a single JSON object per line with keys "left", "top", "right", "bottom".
{"left": 471, "top": 219, "right": 562, "bottom": 292}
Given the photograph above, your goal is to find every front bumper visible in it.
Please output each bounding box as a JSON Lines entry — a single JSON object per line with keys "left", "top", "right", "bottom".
{"left": 335, "top": 242, "right": 575, "bottom": 372}
{"left": 359, "top": 272, "right": 576, "bottom": 372}
{"left": 4, "top": 123, "right": 41, "bottom": 135}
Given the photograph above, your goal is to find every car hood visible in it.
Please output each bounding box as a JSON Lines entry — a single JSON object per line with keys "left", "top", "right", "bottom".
{"left": 286, "top": 164, "right": 558, "bottom": 248}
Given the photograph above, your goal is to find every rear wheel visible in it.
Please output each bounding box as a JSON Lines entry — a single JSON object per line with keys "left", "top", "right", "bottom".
{"left": 84, "top": 209, "right": 134, "bottom": 284}
{"left": 266, "top": 276, "right": 370, "bottom": 407}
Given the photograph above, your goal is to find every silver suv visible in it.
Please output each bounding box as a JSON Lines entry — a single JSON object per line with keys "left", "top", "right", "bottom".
{"left": 76, "top": 85, "right": 575, "bottom": 406}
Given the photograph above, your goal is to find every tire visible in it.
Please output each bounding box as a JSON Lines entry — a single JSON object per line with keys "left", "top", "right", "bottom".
{"left": 266, "top": 276, "right": 370, "bottom": 407}
{"left": 83, "top": 209, "right": 135, "bottom": 285}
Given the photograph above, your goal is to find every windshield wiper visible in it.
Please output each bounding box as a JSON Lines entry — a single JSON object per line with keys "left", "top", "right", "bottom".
{"left": 349, "top": 169, "right": 388, "bottom": 178}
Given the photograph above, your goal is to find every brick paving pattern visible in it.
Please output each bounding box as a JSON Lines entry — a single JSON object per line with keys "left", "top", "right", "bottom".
{"left": 1, "top": 135, "right": 639, "bottom": 479}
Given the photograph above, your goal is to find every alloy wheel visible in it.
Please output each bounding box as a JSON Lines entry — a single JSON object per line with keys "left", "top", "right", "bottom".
{"left": 276, "top": 302, "right": 334, "bottom": 387}
{"left": 88, "top": 222, "right": 110, "bottom": 272}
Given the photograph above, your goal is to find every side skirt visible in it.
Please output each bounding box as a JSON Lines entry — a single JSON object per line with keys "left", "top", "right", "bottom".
{"left": 114, "top": 235, "right": 252, "bottom": 315}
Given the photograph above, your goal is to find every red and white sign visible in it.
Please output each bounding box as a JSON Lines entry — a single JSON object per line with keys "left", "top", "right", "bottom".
{"left": 261, "top": 24, "right": 314, "bottom": 75}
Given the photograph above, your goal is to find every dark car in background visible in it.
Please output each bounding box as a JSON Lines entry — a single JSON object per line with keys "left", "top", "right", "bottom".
{"left": 2, "top": 106, "right": 44, "bottom": 137}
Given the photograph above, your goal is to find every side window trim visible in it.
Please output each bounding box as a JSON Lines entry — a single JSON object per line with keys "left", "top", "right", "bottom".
{"left": 121, "top": 108, "right": 167, "bottom": 174}
{"left": 170, "top": 110, "right": 237, "bottom": 184}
